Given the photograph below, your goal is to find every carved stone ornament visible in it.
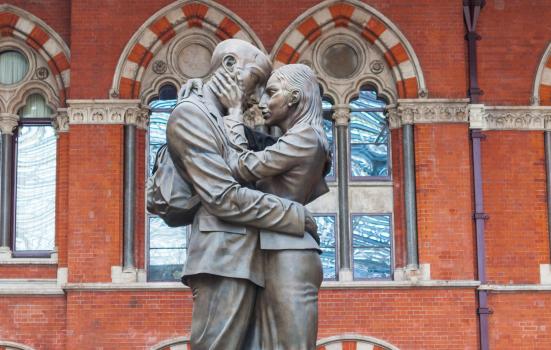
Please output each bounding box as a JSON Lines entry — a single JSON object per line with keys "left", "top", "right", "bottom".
{"left": 36, "top": 67, "right": 49, "bottom": 80}
{"left": 152, "top": 60, "right": 168, "bottom": 75}
{"left": 369, "top": 60, "right": 384, "bottom": 74}
{"left": 53, "top": 109, "right": 69, "bottom": 133}
{"left": 469, "top": 105, "right": 551, "bottom": 131}
{"left": 0, "top": 113, "right": 19, "bottom": 135}
{"left": 332, "top": 105, "right": 350, "bottom": 126}
{"left": 67, "top": 100, "right": 149, "bottom": 129}
{"left": 393, "top": 99, "right": 470, "bottom": 129}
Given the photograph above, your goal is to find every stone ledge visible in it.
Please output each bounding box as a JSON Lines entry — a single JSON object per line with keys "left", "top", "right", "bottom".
{"left": 479, "top": 284, "right": 551, "bottom": 292}
{"left": 0, "top": 279, "right": 64, "bottom": 295}
{"left": 0, "top": 247, "right": 58, "bottom": 265}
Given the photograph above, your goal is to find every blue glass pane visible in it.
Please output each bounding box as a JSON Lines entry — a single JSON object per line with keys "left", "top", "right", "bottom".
{"left": 148, "top": 248, "right": 186, "bottom": 281}
{"left": 349, "top": 90, "right": 389, "bottom": 178}
{"left": 315, "top": 215, "right": 336, "bottom": 280}
{"left": 352, "top": 215, "right": 391, "bottom": 279}
{"left": 148, "top": 99, "right": 176, "bottom": 174}
{"left": 322, "top": 99, "right": 335, "bottom": 179}
{"left": 159, "top": 84, "right": 177, "bottom": 100}
{"left": 149, "top": 216, "right": 187, "bottom": 249}
{"left": 352, "top": 215, "right": 391, "bottom": 247}
{"left": 322, "top": 119, "right": 335, "bottom": 178}
{"left": 349, "top": 90, "right": 386, "bottom": 110}
{"left": 350, "top": 143, "right": 388, "bottom": 177}
{"left": 353, "top": 247, "right": 391, "bottom": 279}
{"left": 15, "top": 126, "right": 56, "bottom": 251}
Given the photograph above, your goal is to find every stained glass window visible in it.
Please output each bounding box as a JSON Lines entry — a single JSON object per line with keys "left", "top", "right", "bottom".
{"left": 315, "top": 215, "right": 337, "bottom": 280}
{"left": 147, "top": 85, "right": 188, "bottom": 281}
{"left": 349, "top": 89, "right": 389, "bottom": 179}
{"left": 351, "top": 214, "right": 392, "bottom": 279}
{"left": 15, "top": 94, "right": 56, "bottom": 252}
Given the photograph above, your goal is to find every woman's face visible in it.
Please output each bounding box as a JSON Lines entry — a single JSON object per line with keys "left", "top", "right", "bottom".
{"left": 259, "top": 75, "right": 290, "bottom": 128}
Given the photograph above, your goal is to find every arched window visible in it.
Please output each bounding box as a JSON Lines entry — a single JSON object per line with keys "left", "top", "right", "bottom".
{"left": 146, "top": 83, "right": 188, "bottom": 282}
{"left": 14, "top": 94, "right": 57, "bottom": 255}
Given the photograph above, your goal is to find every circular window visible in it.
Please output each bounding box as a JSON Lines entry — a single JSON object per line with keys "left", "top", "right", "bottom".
{"left": 0, "top": 50, "right": 29, "bottom": 85}
{"left": 321, "top": 43, "right": 360, "bottom": 79}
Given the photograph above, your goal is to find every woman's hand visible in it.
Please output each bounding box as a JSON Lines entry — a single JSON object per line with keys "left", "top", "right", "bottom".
{"left": 211, "top": 70, "right": 243, "bottom": 111}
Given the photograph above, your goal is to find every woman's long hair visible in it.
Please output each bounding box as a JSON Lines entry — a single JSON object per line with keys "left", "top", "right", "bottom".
{"left": 272, "top": 64, "right": 331, "bottom": 173}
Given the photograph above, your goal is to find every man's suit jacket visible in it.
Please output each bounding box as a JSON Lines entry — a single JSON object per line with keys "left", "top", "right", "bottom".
{"left": 166, "top": 92, "right": 307, "bottom": 287}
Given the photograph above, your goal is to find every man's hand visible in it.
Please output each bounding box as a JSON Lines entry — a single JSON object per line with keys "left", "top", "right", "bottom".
{"left": 211, "top": 70, "right": 243, "bottom": 111}
{"left": 304, "top": 210, "right": 320, "bottom": 246}
{"left": 178, "top": 79, "right": 203, "bottom": 102}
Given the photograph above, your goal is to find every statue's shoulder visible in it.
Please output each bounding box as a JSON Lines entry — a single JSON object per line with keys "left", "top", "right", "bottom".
{"left": 171, "top": 94, "right": 209, "bottom": 121}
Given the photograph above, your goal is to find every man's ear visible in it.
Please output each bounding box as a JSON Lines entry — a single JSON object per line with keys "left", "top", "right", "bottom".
{"left": 288, "top": 89, "right": 300, "bottom": 106}
{"left": 222, "top": 54, "right": 237, "bottom": 74}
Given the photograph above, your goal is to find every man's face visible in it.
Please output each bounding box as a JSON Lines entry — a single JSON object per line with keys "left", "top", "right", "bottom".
{"left": 232, "top": 58, "right": 267, "bottom": 104}
{"left": 259, "top": 75, "right": 289, "bottom": 127}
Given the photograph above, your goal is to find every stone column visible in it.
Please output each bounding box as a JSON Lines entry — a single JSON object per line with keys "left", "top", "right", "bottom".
{"left": 0, "top": 113, "right": 18, "bottom": 258}
{"left": 333, "top": 105, "right": 353, "bottom": 281}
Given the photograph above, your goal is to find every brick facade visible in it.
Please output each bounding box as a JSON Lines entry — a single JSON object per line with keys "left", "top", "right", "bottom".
{"left": 1, "top": 1, "right": 551, "bottom": 349}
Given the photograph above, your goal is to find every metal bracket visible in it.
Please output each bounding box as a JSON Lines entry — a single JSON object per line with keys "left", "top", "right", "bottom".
{"left": 477, "top": 307, "right": 493, "bottom": 315}
{"left": 471, "top": 130, "right": 486, "bottom": 140}
{"left": 474, "top": 212, "right": 489, "bottom": 220}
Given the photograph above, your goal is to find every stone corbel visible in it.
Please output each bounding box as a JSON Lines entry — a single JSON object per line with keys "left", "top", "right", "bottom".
{"left": 0, "top": 113, "right": 19, "bottom": 135}
{"left": 53, "top": 108, "right": 69, "bottom": 133}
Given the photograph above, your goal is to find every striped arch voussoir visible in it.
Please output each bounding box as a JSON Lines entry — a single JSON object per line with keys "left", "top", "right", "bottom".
{"left": 538, "top": 55, "right": 551, "bottom": 105}
{"left": 0, "top": 7, "right": 70, "bottom": 103}
{"left": 118, "top": 1, "right": 251, "bottom": 99}
{"left": 273, "top": 1, "right": 421, "bottom": 99}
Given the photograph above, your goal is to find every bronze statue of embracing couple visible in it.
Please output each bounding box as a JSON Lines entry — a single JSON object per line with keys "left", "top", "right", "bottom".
{"left": 148, "top": 38, "right": 331, "bottom": 350}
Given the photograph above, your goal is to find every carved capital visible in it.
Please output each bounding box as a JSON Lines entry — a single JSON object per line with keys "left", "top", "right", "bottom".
{"left": 125, "top": 107, "right": 149, "bottom": 129}
{"left": 395, "top": 99, "right": 470, "bottom": 129}
{"left": 332, "top": 105, "right": 350, "bottom": 126}
{"left": 0, "top": 113, "right": 19, "bottom": 135}
{"left": 53, "top": 108, "right": 69, "bottom": 133}
{"left": 67, "top": 100, "right": 145, "bottom": 128}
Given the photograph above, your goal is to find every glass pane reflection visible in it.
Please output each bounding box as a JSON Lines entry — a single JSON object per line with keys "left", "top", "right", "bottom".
{"left": 148, "top": 99, "right": 176, "bottom": 174}
{"left": 349, "top": 89, "right": 389, "bottom": 178}
{"left": 15, "top": 126, "right": 56, "bottom": 251}
{"left": 149, "top": 248, "right": 186, "bottom": 281}
{"left": 315, "top": 215, "right": 336, "bottom": 280}
{"left": 322, "top": 99, "right": 335, "bottom": 179}
{"left": 352, "top": 215, "right": 391, "bottom": 279}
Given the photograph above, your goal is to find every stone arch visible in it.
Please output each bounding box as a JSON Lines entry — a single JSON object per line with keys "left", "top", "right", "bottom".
{"left": 111, "top": 0, "right": 265, "bottom": 100}
{"left": 532, "top": 41, "right": 551, "bottom": 106}
{"left": 271, "top": 0, "right": 426, "bottom": 100}
{"left": 317, "top": 334, "right": 400, "bottom": 350}
{"left": 150, "top": 336, "right": 190, "bottom": 350}
{"left": 0, "top": 4, "right": 70, "bottom": 103}
{"left": 0, "top": 340, "right": 36, "bottom": 350}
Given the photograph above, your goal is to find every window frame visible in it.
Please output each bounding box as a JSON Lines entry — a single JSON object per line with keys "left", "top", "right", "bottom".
{"left": 11, "top": 97, "right": 57, "bottom": 258}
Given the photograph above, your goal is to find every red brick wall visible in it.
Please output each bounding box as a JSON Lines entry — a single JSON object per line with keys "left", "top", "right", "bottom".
{"left": 414, "top": 124, "right": 476, "bottom": 280}
{"left": 56, "top": 133, "right": 69, "bottom": 268}
{"left": 5, "top": 0, "right": 70, "bottom": 44}
{"left": 482, "top": 131, "right": 549, "bottom": 284}
{"left": 489, "top": 292, "right": 551, "bottom": 349}
{"left": 0, "top": 265, "right": 57, "bottom": 279}
{"left": 66, "top": 291, "right": 193, "bottom": 350}
{"left": 0, "top": 296, "right": 66, "bottom": 350}
{"left": 67, "top": 125, "right": 124, "bottom": 283}
{"left": 478, "top": 0, "right": 551, "bottom": 105}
